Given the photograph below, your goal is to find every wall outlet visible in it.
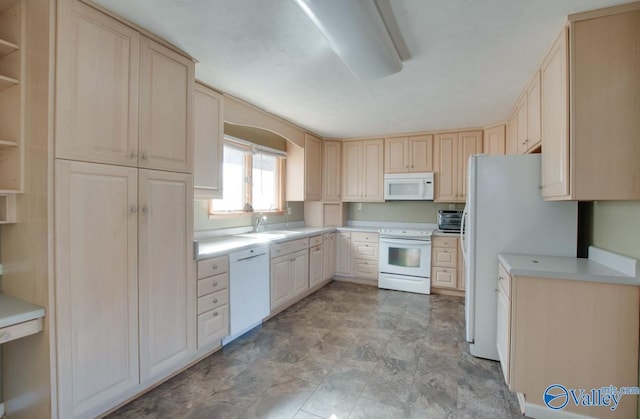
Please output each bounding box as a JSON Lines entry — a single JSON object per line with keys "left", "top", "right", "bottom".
{"left": 287, "top": 207, "right": 291, "bottom": 215}
{"left": 448, "top": 204, "right": 456, "bottom": 210}
{"left": 357, "top": 203, "right": 362, "bottom": 210}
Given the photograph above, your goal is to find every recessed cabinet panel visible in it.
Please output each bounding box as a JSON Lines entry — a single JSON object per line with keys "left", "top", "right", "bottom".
{"left": 138, "top": 170, "right": 194, "bottom": 382}
{"left": 55, "top": 160, "right": 139, "bottom": 418}
{"left": 193, "top": 83, "right": 223, "bottom": 198}
{"left": 56, "top": 0, "right": 140, "bottom": 166}
{"left": 139, "top": 38, "right": 193, "bottom": 173}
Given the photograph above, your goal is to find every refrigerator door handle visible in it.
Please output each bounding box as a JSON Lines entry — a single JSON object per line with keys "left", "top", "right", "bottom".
{"left": 460, "top": 205, "right": 468, "bottom": 264}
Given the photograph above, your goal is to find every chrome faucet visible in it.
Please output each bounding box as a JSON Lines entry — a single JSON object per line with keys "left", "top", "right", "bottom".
{"left": 254, "top": 215, "right": 268, "bottom": 232}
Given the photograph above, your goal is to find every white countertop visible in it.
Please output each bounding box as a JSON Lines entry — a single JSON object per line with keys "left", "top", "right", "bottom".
{"left": 0, "top": 294, "right": 46, "bottom": 329}
{"left": 498, "top": 252, "right": 640, "bottom": 286}
{"left": 433, "top": 229, "right": 462, "bottom": 237}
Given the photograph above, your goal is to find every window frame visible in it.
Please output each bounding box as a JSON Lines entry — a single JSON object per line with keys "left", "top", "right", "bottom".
{"left": 208, "top": 139, "right": 286, "bottom": 218}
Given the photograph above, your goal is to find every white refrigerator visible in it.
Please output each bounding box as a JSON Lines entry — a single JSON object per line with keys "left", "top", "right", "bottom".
{"left": 461, "top": 154, "right": 577, "bottom": 361}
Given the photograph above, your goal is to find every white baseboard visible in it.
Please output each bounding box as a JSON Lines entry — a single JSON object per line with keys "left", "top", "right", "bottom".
{"left": 524, "top": 400, "right": 595, "bottom": 419}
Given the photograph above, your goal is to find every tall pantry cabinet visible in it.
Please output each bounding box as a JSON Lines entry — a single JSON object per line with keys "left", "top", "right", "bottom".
{"left": 1, "top": 0, "right": 196, "bottom": 418}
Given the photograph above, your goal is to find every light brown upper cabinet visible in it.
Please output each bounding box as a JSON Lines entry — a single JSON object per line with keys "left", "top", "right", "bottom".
{"left": 506, "top": 110, "right": 518, "bottom": 155}
{"left": 286, "top": 133, "right": 322, "bottom": 201}
{"left": 56, "top": 0, "right": 140, "bottom": 167}
{"left": 434, "top": 131, "right": 482, "bottom": 202}
{"left": 542, "top": 6, "right": 640, "bottom": 200}
{"left": 56, "top": 0, "right": 194, "bottom": 173}
{"left": 193, "top": 82, "right": 224, "bottom": 199}
{"left": 384, "top": 134, "right": 433, "bottom": 173}
{"left": 516, "top": 73, "right": 541, "bottom": 154}
{"left": 322, "top": 140, "right": 341, "bottom": 201}
{"left": 138, "top": 38, "right": 194, "bottom": 173}
{"left": 483, "top": 125, "right": 506, "bottom": 156}
{"left": 342, "top": 139, "right": 384, "bottom": 202}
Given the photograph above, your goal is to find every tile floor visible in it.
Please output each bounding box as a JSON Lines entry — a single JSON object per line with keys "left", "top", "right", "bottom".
{"left": 108, "top": 281, "right": 523, "bottom": 418}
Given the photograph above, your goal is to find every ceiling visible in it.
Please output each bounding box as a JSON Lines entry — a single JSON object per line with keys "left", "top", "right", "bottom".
{"left": 93, "top": 0, "right": 633, "bottom": 139}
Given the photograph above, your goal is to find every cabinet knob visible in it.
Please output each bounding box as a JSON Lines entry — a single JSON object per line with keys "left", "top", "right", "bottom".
{"left": 212, "top": 264, "right": 218, "bottom": 270}
{"left": 130, "top": 151, "right": 138, "bottom": 159}
{"left": 213, "top": 311, "right": 218, "bottom": 317}
{"left": 213, "top": 282, "right": 218, "bottom": 287}
{"left": 142, "top": 152, "right": 149, "bottom": 161}
{"left": 142, "top": 206, "right": 149, "bottom": 214}
{"left": 130, "top": 206, "right": 137, "bottom": 213}
{"left": 213, "top": 298, "right": 218, "bottom": 304}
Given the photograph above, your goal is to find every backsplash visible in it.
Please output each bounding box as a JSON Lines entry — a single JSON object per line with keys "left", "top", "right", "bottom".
{"left": 346, "top": 201, "right": 464, "bottom": 223}
{"left": 194, "top": 200, "right": 305, "bottom": 232}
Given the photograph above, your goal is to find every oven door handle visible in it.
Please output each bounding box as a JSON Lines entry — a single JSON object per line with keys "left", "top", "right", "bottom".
{"left": 380, "top": 238, "right": 430, "bottom": 245}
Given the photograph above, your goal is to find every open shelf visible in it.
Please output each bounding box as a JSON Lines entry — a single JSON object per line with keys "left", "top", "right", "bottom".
{"left": 0, "top": 39, "right": 18, "bottom": 58}
{"left": 0, "top": 74, "right": 18, "bottom": 91}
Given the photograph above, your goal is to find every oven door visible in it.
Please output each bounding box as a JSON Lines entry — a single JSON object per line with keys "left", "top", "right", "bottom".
{"left": 378, "top": 237, "right": 431, "bottom": 278}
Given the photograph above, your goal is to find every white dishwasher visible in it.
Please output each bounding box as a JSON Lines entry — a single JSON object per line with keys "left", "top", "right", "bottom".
{"left": 222, "top": 245, "right": 270, "bottom": 345}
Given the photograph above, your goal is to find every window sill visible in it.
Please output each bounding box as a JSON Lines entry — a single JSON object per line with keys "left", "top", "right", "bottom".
{"left": 208, "top": 210, "right": 286, "bottom": 220}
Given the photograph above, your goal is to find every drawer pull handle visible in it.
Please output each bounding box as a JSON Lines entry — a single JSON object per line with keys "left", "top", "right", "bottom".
{"left": 213, "top": 312, "right": 218, "bottom": 317}
{"left": 212, "top": 264, "right": 218, "bottom": 270}
{"left": 213, "top": 282, "right": 218, "bottom": 287}
{"left": 213, "top": 298, "right": 218, "bottom": 304}
{"left": 1, "top": 332, "right": 11, "bottom": 342}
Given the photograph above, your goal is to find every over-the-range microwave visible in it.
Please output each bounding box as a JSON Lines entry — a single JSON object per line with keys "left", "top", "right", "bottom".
{"left": 383, "top": 172, "right": 434, "bottom": 200}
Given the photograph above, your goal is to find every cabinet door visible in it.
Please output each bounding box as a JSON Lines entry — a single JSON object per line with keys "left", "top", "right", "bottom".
{"left": 362, "top": 139, "right": 384, "bottom": 202}
{"left": 384, "top": 137, "right": 408, "bottom": 173}
{"left": 139, "top": 37, "right": 194, "bottom": 173}
{"left": 55, "top": 160, "right": 139, "bottom": 418}
{"left": 433, "top": 247, "right": 456, "bottom": 268}
{"left": 138, "top": 170, "right": 194, "bottom": 383}
{"left": 409, "top": 135, "right": 434, "bottom": 172}
{"left": 541, "top": 28, "right": 570, "bottom": 199}
{"left": 516, "top": 95, "right": 528, "bottom": 154}
{"left": 322, "top": 140, "right": 341, "bottom": 201}
{"left": 56, "top": 0, "right": 139, "bottom": 166}
{"left": 506, "top": 111, "right": 518, "bottom": 155}
{"left": 270, "top": 256, "right": 292, "bottom": 310}
{"left": 335, "top": 233, "right": 352, "bottom": 275}
{"left": 322, "top": 234, "right": 335, "bottom": 280}
{"left": 197, "top": 305, "right": 229, "bottom": 349}
{"left": 341, "top": 141, "right": 362, "bottom": 201}
{"left": 304, "top": 134, "right": 323, "bottom": 201}
{"left": 526, "top": 72, "right": 541, "bottom": 150}
{"left": 457, "top": 131, "right": 482, "bottom": 201}
{"left": 193, "top": 82, "right": 223, "bottom": 198}
{"left": 292, "top": 251, "right": 310, "bottom": 297}
{"left": 310, "top": 245, "right": 324, "bottom": 287}
{"left": 496, "top": 286, "right": 510, "bottom": 384}
{"left": 434, "top": 133, "right": 458, "bottom": 202}
{"left": 483, "top": 125, "right": 505, "bottom": 156}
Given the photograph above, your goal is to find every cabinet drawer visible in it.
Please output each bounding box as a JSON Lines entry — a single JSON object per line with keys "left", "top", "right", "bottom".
{"left": 432, "top": 235, "right": 458, "bottom": 249}
{"left": 309, "top": 235, "right": 323, "bottom": 247}
{"left": 271, "top": 238, "right": 309, "bottom": 258}
{"left": 498, "top": 263, "right": 512, "bottom": 298}
{"left": 197, "top": 305, "right": 229, "bottom": 349}
{"left": 197, "top": 255, "right": 229, "bottom": 279}
{"left": 197, "top": 272, "right": 228, "bottom": 297}
{"left": 353, "top": 259, "right": 379, "bottom": 279}
{"left": 0, "top": 318, "right": 43, "bottom": 344}
{"left": 432, "top": 267, "right": 457, "bottom": 288}
{"left": 353, "top": 242, "right": 378, "bottom": 260}
{"left": 197, "top": 289, "right": 228, "bottom": 315}
{"left": 351, "top": 231, "right": 378, "bottom": 243}
{"left": 433, "top": 247, "right": 457, "bottom": 268}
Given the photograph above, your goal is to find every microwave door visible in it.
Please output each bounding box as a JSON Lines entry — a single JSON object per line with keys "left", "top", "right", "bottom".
{"left": 386, "top": 179, "right": 421, "bottom": 200}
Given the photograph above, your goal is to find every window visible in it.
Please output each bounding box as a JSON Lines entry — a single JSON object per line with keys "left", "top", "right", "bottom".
{"left": 210, "top": 140, "right": 285, "bottom": 215}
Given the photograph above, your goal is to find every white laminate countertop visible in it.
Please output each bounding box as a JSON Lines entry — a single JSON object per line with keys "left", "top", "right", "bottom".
{"left": 498, "top": 252, "right": 640, "bottom": 286}
{"left": 197, "top": 227, "right": 337, "bottom": 259}
{"left": 0, "top": 294, "right": 46, "bottom": 329}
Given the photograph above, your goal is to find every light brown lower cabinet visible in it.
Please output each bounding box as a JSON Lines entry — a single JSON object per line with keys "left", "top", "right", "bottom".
{"left": 431, "top": 235, "right": 465, "bottom": 295}
{"left": 270, "top": 238, "right": 309, "bottom": 312}
{"left": 497, "top": 262, "right": 639, "bottom": 418}
{"left": 196, "top": 255, "right": 230, "bottom": 349}
{"left": 309, "top": 235, "right": 324, "bottom": 288}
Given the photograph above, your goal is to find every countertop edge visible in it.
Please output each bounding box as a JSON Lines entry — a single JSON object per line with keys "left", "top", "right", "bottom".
{"left": 498, "top": 253, "right": 640, "bottom": 287}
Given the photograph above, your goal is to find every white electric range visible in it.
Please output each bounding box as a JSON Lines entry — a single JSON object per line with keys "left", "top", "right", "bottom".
{"left": 378, "top": 227, "right": 434, "bottom": 294}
